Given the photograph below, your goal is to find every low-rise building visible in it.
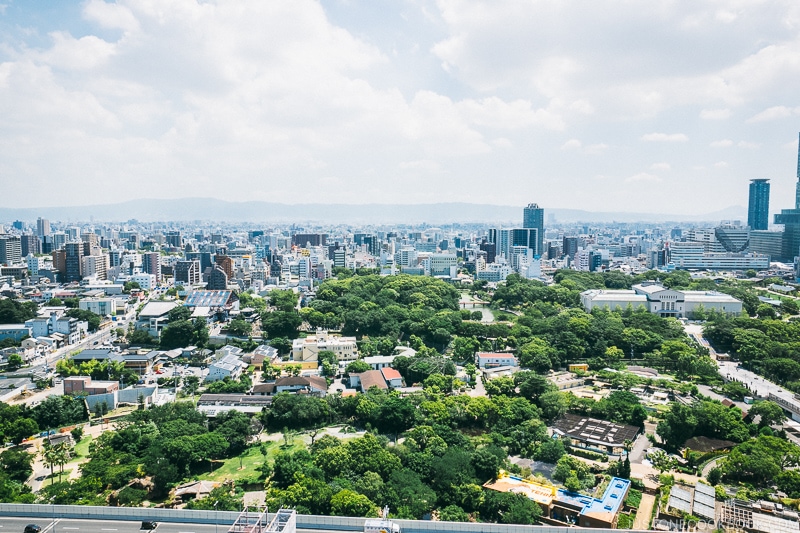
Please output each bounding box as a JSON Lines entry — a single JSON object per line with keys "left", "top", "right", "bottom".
{"left": 580, "top": 282, "right": 743, "bottom": 318}
{"left": 207, "top": 353, "right": 247, "bottom": 382}
{"left": 476, "top": 352, "right": 518, "bottom": 369}
{"left": 79, "top": 297, "right": 117, "bottom": 316}
{"left": 292, "top": 329, "right": 358, "bottom": 363}
{"left": 0, "top": 324, "right": 32, "bottom": 343}
{"left": 64, "top": 376, "right": 119, "bottom": 395}
{"left": 274, "top": 375, "right": 327, "bottom": 396}
{"left": 550, "top": 413, "right": 640, "bottom": 455}
{"left": 136, "top": 301, "right": 178, "bottom": 337}
{"left": 484, "top": 472, "right": 631, "bottom": 529}
{"left": 381, "top": 367, "right": 403, "bottom": 388}
{"left": 350, "top": 369, "right": 388, "bottom": 392}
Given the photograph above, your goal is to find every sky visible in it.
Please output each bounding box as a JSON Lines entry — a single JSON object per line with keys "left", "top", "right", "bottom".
{"left": 1, "top": 0, "right": 800, "bottom": 215}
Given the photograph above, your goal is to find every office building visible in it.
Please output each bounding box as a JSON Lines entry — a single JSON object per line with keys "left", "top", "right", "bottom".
{"left": 174, "top": 260, "right": 201, "bottom": 286}
{"left": 563, "top": 236, "right": 579, "bottom": 258}
{"left": 774, "top": 133, "right": 800, "bottom": 262}
{"left": 165, "top": 231, "right": 182, "bottom": 248}
{"left": 522, "top": 203, "right": 545, "bottom": 256}
{"left": 36, "top": 217, "right": 51, "bottom": 238}
{"left": 21, "top": 234, "right": 41, "bottom": 257}
{"left": 748, "top": 179, "right": 770, "bottom": 230}
{"left": 750, "top": 230, "right": 784, "bottom": 261}
{"left": 292, "top": 233, "right": 327, "bottom": 247}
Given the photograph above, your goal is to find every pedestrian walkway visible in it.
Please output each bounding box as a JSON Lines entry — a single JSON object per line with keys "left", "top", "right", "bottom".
{"left": 633, "top": 493, "right": 655, "bottom": 530}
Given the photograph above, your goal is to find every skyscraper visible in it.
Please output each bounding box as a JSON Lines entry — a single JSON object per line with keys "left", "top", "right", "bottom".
{"left": 522, "top": 203, "right": 544, "bottom": 257}
{"left": 747, "top": 179, "right": 770, "bottom": 230}
{"left": 774, "top": 132, "right": 800, "bottom": 261}
{"left": 36, "top": 217, "right": 50, "bottom": 238}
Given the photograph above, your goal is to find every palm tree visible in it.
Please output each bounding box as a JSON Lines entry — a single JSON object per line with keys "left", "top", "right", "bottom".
{"left": 52, "top": 442, "right": 71, "bottom": 483}
{"left": 40, "top": 443, "right": 57, "bottom": 485}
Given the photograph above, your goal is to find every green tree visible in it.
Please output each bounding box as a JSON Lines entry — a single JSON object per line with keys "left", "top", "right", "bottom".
{"left": 439, "top": 505, "right": 469, "bottom": 522}
{"left": 6, "top": 353, "right": 24, "bottom": 371}
{"left": 330, "top": 489, "right": 376, "bottom": 517}
{"left": 0, "top": 447, "right": 34, "bottom": 482}
{"left": 227, "top": 319, "right": 252, "bottom": 337}
{"left": 747, "top": 400, "right": 786, "bottom": 428}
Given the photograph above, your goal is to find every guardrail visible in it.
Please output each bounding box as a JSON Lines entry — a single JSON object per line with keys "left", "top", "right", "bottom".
{"left": 0, "top": 504, "right": 653, "bottom": 533}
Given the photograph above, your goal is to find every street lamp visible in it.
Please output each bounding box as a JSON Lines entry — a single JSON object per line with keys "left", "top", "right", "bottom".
{"left": 214, "top": 500, "right": 219, "bottom": 533}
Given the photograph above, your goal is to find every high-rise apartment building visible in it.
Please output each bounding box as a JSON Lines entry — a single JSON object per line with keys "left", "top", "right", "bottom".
{"left": 522, "top": 203, "right": 544, "bottom": 257}
{"left": 142, "top": 252, "right": 161, "bottom": 282}
{"left": 0, "top": 235, "right": 22, "bottom": 265}
{"left": 64, "top": 241, "right": 84, "bottom": 282}
{"left": 748, "top": 179, "right": 770, "bottom": 230}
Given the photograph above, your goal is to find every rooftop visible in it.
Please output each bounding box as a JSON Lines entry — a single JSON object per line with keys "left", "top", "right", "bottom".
{"left": 551, "top": 413, "right": 640, "bottom": 448}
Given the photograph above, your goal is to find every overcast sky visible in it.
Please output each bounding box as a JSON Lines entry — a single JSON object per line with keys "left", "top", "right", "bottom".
{"left": 1, "top": 0, "right": 800, "bottom": 215}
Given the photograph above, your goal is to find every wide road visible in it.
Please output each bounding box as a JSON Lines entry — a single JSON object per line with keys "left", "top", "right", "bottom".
{"left": 0, "top": 517, "right": 232, "bottom": 533}
{"left": 0, "top": 517, "right": 329, "bottom": 533}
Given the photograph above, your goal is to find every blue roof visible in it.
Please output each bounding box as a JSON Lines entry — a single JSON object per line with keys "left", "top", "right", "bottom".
{"left": 557, "top": 477, "right": 630, "bottom": 518}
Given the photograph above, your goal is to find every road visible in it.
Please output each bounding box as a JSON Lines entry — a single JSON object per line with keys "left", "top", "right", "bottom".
{"left": 0, "top": 517, "right": 231, "bottom": 533}
{"left": 0, "top": 517, "right": 330, "bottom": 533}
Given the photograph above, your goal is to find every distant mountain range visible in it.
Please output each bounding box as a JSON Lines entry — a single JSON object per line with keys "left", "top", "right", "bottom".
{"left": 0, "top": 198, "right": 748, "bottom": 225}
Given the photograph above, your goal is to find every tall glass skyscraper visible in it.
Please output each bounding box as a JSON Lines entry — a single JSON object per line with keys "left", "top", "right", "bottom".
{"left": 747, "top": 179, "right": 770, "bottom": 230}
{"left": 522, "top": 203, "right": 544, "bottom": 257}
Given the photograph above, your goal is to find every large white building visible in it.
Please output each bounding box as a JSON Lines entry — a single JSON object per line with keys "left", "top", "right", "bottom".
{"left": 291, "top": 329, "right": 358, "bottom": 362}
{"left": 580, "top": 282, "right": 742, "bottom": 318}
{"left": 79, "top": 298, "right": 118, "bottom": 317}
{"left": 668, "top": 241, "right": 769, "bottom": 270}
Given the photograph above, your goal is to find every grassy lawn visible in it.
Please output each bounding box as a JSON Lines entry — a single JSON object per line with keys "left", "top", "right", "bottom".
{"left": 72, "top": 435, "right": 93, "bottom": 459}
{"left": 198, "top": 440, "right": 304, "bottom": 483}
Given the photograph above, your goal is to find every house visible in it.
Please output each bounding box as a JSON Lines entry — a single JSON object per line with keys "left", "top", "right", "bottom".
{"left": 244, "top": 345, "right": 278, "bottom": 367}
{"left": 207, "top": 354, "right": 247, "bottom": 382}
{"left": 476, "top": 352, "right": 518, "bottom": 369}
{"left": 252, "top": 383, "right": 276, "bottom": 397}
{"left": 381, "top": 367, "right": 403, "bottom": 389}
{"left": 350, "top": 369, "right": 388, "bottom": 392}
{"left": 275, "top": 375, "right": 327, "bottom": 396}
{"left": 174, "top": 480, "right": 221, "bottom": 502}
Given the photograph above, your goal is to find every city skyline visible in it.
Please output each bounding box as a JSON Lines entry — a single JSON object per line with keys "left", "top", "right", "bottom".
{"left": 2, "top": 2, "right": 800, "bottom": 213}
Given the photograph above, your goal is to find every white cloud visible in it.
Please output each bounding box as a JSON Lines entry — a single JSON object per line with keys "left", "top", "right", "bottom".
{"left": 746, "top": 105, "right": 800, "bottom": 122}
{"left": 710, "top": 139, "right": 734, "bottom": 148}
{"left": 641, "top": 133, "right": 689, "bottom": 143}
{"left": 700, "top": 108, "right": 731, "bottom": 120}
{"left": 738, "top": 141, "right": 761, "bottom": 149}
{"left": 713, "top": 161, "right": 729, "bottom": 168}
{"left": 626, "top": 172, "right": 662, "bottom": 183}
{"left": 1, "top": 0, "right": 800, "bottom": 212}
